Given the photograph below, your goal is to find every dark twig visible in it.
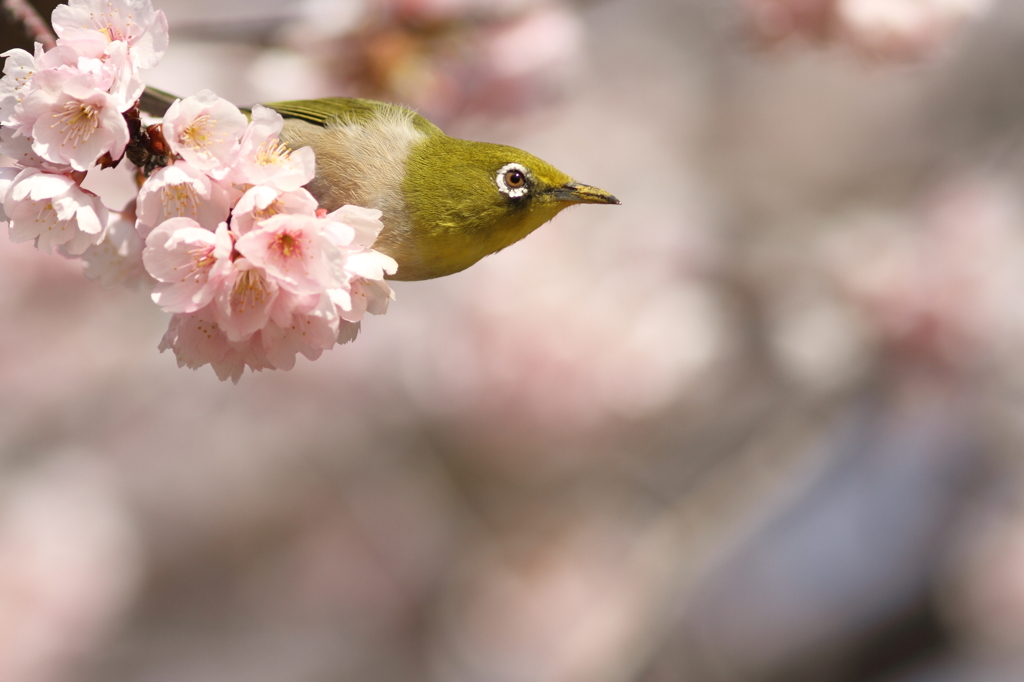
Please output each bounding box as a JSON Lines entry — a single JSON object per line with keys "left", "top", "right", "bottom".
{"left": 3, "top": 0, "right": 57, "bottom": 50}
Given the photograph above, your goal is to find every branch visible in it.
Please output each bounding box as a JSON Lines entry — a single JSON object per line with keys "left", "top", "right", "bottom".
{"left": 3, "top": 0, "right": 57, "bottom": 50}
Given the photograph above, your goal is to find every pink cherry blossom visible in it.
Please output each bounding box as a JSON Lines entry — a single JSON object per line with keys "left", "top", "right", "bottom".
{"left": 158, "top": 307, "right": 271, "bottom": 383}
{"left": 319, "top": 205, "right": 398, "bottom": 304}
{"left": 0, "top": 126, "right": 74, "bottom": 174}
{"left": 0, "top": 45, "right": 44, "bottom": 125}
{"left": 259, "top": 294, "right": 344, "bottom": 370}
{"left": 79, "top": 211, "right": 152, "bottom": 289}
{"left": 143, "top": 218, "right": 233, "bottom": 313}
{"left": 837, "top": 0, "right": 991, "bottom": 59}
{"left": 231, "top": 105, "right": 315, "bottom": 191}
{"left": 234, "top": 214, "right": 335, "bottom": 296}
{"left": 136, "top": 160, "right": 233, "bottom": 237}
{"left": 0, "top": 0, "right": 405, "bottom": 381}
{"left": 0, "top": 166, "right": 18, "bottom": 223}
{"left": 37, "top": 33, "right": 129, "bottom": 96}
{"left": 64, "top": 38, "right": 140, "bottom": 111}
{"left": 323, "top": 204, "right": 389, "bottom": 249}
{"left": 17, "top": 68, "right": 129, "bottom": 172}
{"left": 212, "top": 258, "right": 281, "bottom": 343}
{"left": 230, "top": 185, "right": 319, "bottom": 236}
{"left": 51, "top": 0, "right": 169, "bottom": 70}
{"left": 161, "top": 90, "right": 248, "bottom": 175}
{"left": 338, "top": 276, "right": 396, "bottom": 322}
{"left": 158, "top": 296, "right": 348, "bottom": 381}
{"left": 2, "top": 168, "right": 107, "bottom": 254}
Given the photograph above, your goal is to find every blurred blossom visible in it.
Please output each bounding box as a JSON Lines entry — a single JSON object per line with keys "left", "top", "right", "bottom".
{"left": 744, "top": 0, "right": 834, "bottom": 44}
{"left": 744, "top": 0, "right": 992, "bottom": 59}
{"left": 837, "top": 0, "right": 993, "bottom": 59}
{"left": 432, "top": 522, "right": 653, "bottom": 682}
{"left": 386, "top": 0, "right": 545, "bottom": 20}
{"left": 768, "top": 289, "right": 871, "bottom": 392}
{"left": 0, "top": 455, "right": 142, "bottom": 682}
{"left": 79, "top": 209, "right": 153, "bottom": 290}
{"left": 402, "top": 233, "right": 726, "bottom": 436}
{"left": 271, "top": 0, "right": 585, "bottom": 123}
{"left": 945, "top": 499, "right": 1024, "bottom": 653}
{"left": 821, "top": 177, "right": 1024, "bottom": 376}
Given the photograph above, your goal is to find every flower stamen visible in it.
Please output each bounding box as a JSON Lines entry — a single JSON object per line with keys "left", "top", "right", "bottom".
{"left": 52, "top": 100, "right": 99, "bottom": 149}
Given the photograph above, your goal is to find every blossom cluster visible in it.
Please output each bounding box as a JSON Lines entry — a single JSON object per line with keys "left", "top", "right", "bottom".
{"left": 270, "top": 0, "right": 584, "bottom": 125}
{"left": 0, "top": 0, "right": 397, "bottom": 381}
{"left": 745, "top": 0, "right": 991, "bottom": 59}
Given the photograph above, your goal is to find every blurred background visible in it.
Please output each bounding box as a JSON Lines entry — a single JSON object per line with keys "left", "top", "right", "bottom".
{"left": 3, "top": 0, "right": 1024, "bottom": 680}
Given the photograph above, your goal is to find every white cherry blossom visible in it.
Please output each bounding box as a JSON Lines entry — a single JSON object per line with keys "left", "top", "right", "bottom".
{"left": 259, "top": 293, "right": 344, "bottom": 370}
{"left": 230, "top": 105, "right": 315, "bottom": 191}
{"left": 79, "top": 211, "right": 152, "bottom": 289}
{"left": 157, "top": 308, "right": 269, "bottom": 383}
{"left": 212, "top": 258, "right": 281, "bottom": 343}
{"left": 230, "top": 185, "right": 319, "bottom": 236}
{"left": 143, "top": 218, "right": 233, "bottom": 313}
{"left": 2, "top": 168, "right": 107, "bottom": 254}
{"left": 17, "top": 68, "right": 128, "bottom": 171}
{"left": 161, "top": 90, "right": 247, "bottom": 175}
{"left": 0, "top": 45, "right": 44, "bottom": 125}
{"left": 136, "top": 160, "right": 233, "bottom": 237}
{"left": 51, "top": 0, "right": 169, "bottom": 70}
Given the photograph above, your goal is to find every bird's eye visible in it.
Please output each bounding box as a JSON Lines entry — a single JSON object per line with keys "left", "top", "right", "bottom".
{"left": 504, "top": 169, "right": 526, "bottom": 189}
{"left": 496, "top": 163, "right": 530, "bottom": 198}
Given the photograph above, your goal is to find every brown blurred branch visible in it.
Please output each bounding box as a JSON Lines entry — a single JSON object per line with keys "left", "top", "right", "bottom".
{"left": 3, "top": 0, "right": 56, "bottom": 49}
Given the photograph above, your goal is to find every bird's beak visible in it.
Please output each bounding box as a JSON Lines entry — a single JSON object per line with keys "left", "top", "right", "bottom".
{"left": 550, "top": 182, "right": 620, "bottom": 205}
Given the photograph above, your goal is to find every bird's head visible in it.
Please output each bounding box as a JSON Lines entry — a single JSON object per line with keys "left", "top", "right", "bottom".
{"left": 398, "top": 137, "right": 619, "bottom": 279}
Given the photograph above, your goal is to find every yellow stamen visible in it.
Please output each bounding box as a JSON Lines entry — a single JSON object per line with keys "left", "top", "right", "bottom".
{"left": 255, "top": 138, "right": 291, "bottom": 167}
{"left": 52, "top": 101, "right": 99, "bottom": 149}
{"left": 232, "top": 269, "right": 268, "bottom": 314}
{"left": 161, "top": 185, "right": 201, "bottom": 219}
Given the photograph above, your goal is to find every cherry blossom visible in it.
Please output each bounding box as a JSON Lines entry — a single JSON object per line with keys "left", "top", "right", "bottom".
{"left": 135, "top": 161, "right": 233, "bottom": 237}
{"left": 2, "top": 168, "right": 107, "bottom": 254}
{"left": 339, "top": 276, "right": 395, "bottom": 322}
{"left": 79, "top": 211, "right": 152, "bottom": 289}
{"left": 230, "top": 185, "right": 319, "bottom": 236}
{"left": 0, "top": 0, "right": 400, "bottom": 381}
{"left": 212, "top": 258, "right": 281, "bottom": 343}
{"left": 231, "top": 105, "right": 316, "bottom": 191}
{"left": 36, "top": 33, "right": 130, "bottom": 101}
{"left": 161, "top": 90, "right": 247, "bottom": 175}
{"left": 157, "top": 308, "right": 263, "bottom": 383}
{"left": 234, "top": 214, "right": 336, "bottom": 296}
{"left": 51, "top": 0, "right": 169, "bottom": 70}
{"left": 259, "top": 294, "right": 347, "bottom": 370}
{"left": 15, "top": 68, "right": 129, "bottom": 172}
{"left": 0, "top": 45, "right": 44, "bottom": 125}
{"left": 0, "top": 127, "right": 74, "bottom": 174}
{"left": 143, "top": 218, "right": 233, "bottom": 313}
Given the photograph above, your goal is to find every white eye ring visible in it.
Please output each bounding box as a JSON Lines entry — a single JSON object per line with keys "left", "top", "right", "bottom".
{"left": 496, "top": 163, "right": 530, "bottom": 198}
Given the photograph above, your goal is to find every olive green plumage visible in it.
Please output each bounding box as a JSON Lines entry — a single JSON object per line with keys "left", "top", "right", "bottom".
{"left": 141, "top": 89, "right": 619, "bottom": 281}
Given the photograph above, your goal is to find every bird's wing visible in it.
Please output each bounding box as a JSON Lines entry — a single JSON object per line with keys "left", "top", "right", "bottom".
{"left": 265, "top": 98, "right": 442, "bottom": 137}
{"left": 139, "top": 89, "right": 442, "bottom": 137}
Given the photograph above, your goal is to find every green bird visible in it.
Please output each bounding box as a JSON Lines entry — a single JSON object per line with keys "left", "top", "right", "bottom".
{"left": 140, "top": 89, "right": 619, "bottom": 281}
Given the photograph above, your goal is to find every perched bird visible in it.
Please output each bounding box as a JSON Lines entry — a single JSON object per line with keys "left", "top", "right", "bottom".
{"left": 140, "top": 90, "right": 619, "bottom": 281}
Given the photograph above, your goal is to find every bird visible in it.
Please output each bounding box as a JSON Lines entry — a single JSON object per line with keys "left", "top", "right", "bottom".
{"left": 139, "top": 89, "right": 619, "bottom": 281}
